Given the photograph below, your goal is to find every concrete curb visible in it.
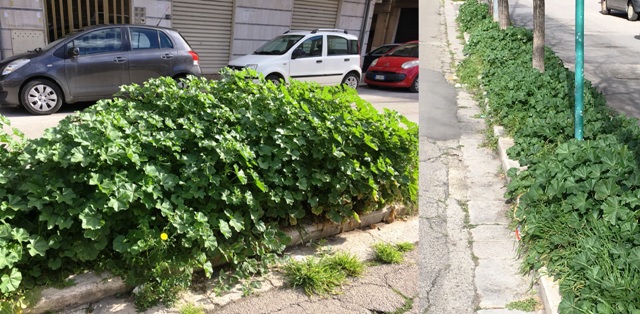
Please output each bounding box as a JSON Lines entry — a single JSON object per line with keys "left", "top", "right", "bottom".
{"left": 28, "top": 205, "right": 411, "bottom": 313}
{"left": 493, "top": 126, "right": 560, "bottom": 314}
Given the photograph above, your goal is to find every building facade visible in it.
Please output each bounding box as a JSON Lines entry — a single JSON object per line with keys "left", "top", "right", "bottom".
{"left": 0, "top": 0, "right": 416, "bottom": 76}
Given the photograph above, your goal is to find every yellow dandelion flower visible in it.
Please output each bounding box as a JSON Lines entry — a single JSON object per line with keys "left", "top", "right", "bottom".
{"left": 160, "top": 232, "right": 168, "bottom": 241}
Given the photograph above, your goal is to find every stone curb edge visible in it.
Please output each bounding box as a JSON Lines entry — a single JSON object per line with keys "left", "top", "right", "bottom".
{"left": 494, "top": 126, "right": 560, "bottom": 314}
{"left": 28, "top": 205, "right": 411, "bottom": 314}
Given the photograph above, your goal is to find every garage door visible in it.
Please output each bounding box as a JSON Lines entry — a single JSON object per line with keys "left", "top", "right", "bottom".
{"left": 172, "top": 0, "right": 233, "bottom": 75}
{"left": 291, "top": 0, "right": 340, "bottom": 30}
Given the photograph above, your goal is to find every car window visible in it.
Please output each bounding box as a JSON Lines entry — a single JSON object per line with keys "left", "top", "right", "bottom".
{"left": 328, "top": 36, "right": 349, "bottom": 56}
{"left": 348, "top": 40, "right": 359, "bottom": 55}
{"left": 388, "top": 43, "right": 418, "bottom": 57}
{"left": 254, "top": 35, "right": 304, "bottom": 55}
{"left": 69, "top": 27, "right": 122, "bottom": 55}
{"left": 292, "top": 35, "right": 322, "bottom": 58}
{"left": 159, "top": 31, "right": 173, "bottom": 49}
{"left": 130, "top": 28, "right": 160, "bottom": 49}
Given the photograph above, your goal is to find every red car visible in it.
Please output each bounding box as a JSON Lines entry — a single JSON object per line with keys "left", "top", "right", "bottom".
{"left": 364, "top": 40, "right": 418, "bottom": 93}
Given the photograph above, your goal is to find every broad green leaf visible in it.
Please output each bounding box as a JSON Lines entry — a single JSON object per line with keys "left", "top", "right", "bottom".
{"left": 28, "top": 236, "right": 49, "bottom": 257}
{"left": 11, "top": 228, "right": 29, "bottom": 243}
{"left": 0, "top": 268, "right": 22, "bottom": 294}
{"left": 112, "top": 235, "right": 129, "bottom": 253}
{"left": 297, "top": 177, "right": 308, "bottom": 190}
{"left": 234, "top": 165, "right": 247, "bottom": 185}
{"left": 48, "top": 257, "right": 62, "bottom": 270}
{"left": 55, "top": 188, "right": 76, "bottom": 205}
{"left": 252, "top": 173, "right": 266, "bottom": 192}
{"left": 0, "top": 247, "right": 21, "bottom": 269}
{"left": 594, "top": 179, "right": 616, "bottom": 201}
{"left": 218, "top": 219, "right": 232, "bottom": 239}
{"left": 229, "top": 213, "right": 244, "bottom": 232}
{"left": 79, "top": 210, "right": 103, "bottom": 230}
{"left": 601, "top": 197, "right": 626, "bottom": 225}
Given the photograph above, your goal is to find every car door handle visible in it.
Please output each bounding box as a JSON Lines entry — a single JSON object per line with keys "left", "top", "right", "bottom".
{"left": 113, "top": 57, "right": 127, "bottom": 63}
{"left": 316, "top": 60, "right": 323, "bottom": 63}
{"left": 161, "top": 54, "right": 174, "bottom": 59}
{"left": 344, "top": 58, "right": 350, "bottom": 62}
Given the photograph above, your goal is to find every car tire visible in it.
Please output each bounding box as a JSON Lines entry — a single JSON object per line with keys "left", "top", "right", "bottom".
{"left": 628, "top": 2, "right": 638, "bottom": 20}
{"left": 409, "top": 75, "right": 419, "bottom": 93}
{"left": 265, "top": 74, "right": 283, "bottom": 85}
{"left": 341, "top": 72, "right": 360, "bottom": 89}
{"left": 21, "top": 79, "right": 63, "bottom": 115}
{"left": 601, "top": 0, "right": 610, "bottom": 14}
{"left": 174, "top": 74, "right": 188, "bottom": 88}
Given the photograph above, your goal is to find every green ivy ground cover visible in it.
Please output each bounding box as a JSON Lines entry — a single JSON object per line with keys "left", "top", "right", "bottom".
{"left": 457, "top": 1, "right": 640, "bottom": 313}
{"left": 0, "top": 70, "right": 418, "bottom": 311}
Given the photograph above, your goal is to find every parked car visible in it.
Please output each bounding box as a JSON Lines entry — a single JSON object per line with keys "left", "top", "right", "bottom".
{"left": 0, "top": 24, "right": 201, "bottom": 115}
{"left": 601, "top": 0, "right": 640, "bottom": 20}
{"left": 227, "top": 29, "right": 362, "bottom": 89}
{"left": 364, "top": 40, "right": 419, "bottom": 93}
{"left": 362, "top": 43, "right": 400, "bottom": 73}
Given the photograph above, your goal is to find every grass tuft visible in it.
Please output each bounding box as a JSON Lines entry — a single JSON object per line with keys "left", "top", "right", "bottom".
{"left": 283, "top": 257, "right": 346, "bottom": 296}
{"left": 324, "top": 251, "right": 365, "bottom": 277}
{"left": 179, "top": 303, "right": 205, "bottom": 314}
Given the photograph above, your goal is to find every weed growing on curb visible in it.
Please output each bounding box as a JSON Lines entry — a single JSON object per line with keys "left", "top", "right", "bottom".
{"left": 506, "top": 297, "right": 540, "bottom": 312}
{"left": 283, "top": 257, "right": 346, "bottom": 296}
{"left": 372, "top": 242, "right": 415, "bottom": 264}
{"left": 395, "top": 242, "right": 415, "bottom": 252}
{"left": 282, "top": 251, "right": 365, "bottom": 296}
{"left": 391, "top": 288, "right": 414, "bottom": 314}
{"left": 179, "top": 303, "right": 205, "bottom": 314}
{"left": 325, "top": 251, "right": 365, "bottom": 277}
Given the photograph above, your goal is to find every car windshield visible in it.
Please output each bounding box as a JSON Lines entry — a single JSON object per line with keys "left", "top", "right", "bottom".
{"left": 371, "top": 45, "right": 397, "bottom": 55}
{"left": 254, "top": 35, "right": 305, "bottom": 55}
{"left": 37, "top": 37, "right": 66, "bottom": 52}
{"left": 387, "top": 43, "right": 418, "bottom": 58}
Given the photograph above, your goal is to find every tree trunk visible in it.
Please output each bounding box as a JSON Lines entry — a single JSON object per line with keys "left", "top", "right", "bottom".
{"left": 499, "top": 0, "right": 510, "bottom": 29}
{"left": 533, "top": 0, "right": 545, "bottom": 72}
{"left": 489, "top": 0, "right": 494, "bottom": 18}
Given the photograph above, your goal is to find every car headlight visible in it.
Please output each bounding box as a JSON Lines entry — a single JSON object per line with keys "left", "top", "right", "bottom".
{"left": 2, "top": 59, "right": 30, "bottom": 76}
{"left": 245, "top": 64, "right": 258, "bottom": 70}
{"left": 370, "top": 59, "right": 378, "bottom": 67}
{"left": 401, "top": 60, "right": 419, "bottom": 69}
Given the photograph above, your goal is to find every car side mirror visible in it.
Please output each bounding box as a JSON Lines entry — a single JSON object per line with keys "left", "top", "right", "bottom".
{"left": 69, "top": 47, "right": 80, "bottom": 57}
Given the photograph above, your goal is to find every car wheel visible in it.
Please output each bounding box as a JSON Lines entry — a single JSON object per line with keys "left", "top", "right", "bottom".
{"left": 341, "top": 72, "right": 359, "bottom": 89}
{"left": 601, "top": 0, "right": 610, "bottom": 14}
{"left": 21, "top": 79, "right": 63, "bottom": 115}
{"left": 628, "top": 2, "right": 638, "bottom": 20}
{"left": 174, "top": 75, "right": 188, "bottom": 88}
{"left": 409, "top": 75, "right": 419, "bottom": 93}
{"left": 265, "top": 74, "right": 283, "bottom": 85}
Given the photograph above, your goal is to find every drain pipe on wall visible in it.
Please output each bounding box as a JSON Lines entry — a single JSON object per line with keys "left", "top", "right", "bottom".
{"left": 359, "top": 0, "right": 372, "bottom": 49}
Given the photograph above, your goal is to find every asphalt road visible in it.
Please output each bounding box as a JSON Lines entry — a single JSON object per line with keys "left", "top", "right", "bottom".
{"left": 510, "top": 0, "right": 640, "bottom": 119}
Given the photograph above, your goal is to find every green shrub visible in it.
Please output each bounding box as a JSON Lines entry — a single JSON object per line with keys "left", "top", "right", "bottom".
{"left": 457, "top": 0, "right": 640, "bottom": 312}
{"left": 0, "top": 70, "right": 418, "bottom": 309}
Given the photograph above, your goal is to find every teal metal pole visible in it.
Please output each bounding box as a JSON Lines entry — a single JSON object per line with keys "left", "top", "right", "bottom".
{"left": 575, "top": 0, "right": 584, "bottom": 140}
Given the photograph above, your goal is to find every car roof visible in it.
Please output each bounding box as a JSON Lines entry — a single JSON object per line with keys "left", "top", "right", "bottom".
{"left": 282, "top": 29, "right": 358, "bottom": 39}
{"left": 76, "top": 24, "right": 178, "bottom": 33}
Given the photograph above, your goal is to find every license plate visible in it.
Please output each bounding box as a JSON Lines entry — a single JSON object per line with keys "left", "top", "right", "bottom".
{"left": 375, "top": 75, "right": 385, "bottom": 80}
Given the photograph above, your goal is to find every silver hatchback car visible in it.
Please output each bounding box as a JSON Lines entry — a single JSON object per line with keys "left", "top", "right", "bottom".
{"left": 0, "top": 24, "right": 201, "bottom": 115}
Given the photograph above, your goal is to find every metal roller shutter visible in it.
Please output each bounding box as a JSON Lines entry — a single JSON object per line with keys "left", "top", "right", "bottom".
{"left": 172, "top": 0, "right": 233, "bottom": 75}
{"left": 291, "top": 0, "right": 340, "bottom": 30}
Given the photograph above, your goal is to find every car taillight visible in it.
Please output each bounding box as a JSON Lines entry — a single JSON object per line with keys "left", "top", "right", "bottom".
{"left": 188, "top": 51, "right": 200, "bottom": 65}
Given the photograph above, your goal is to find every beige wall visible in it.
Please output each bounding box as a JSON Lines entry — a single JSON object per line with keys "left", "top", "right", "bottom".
{"left": 0, "top": 0, "right": 46, "bottom": 59}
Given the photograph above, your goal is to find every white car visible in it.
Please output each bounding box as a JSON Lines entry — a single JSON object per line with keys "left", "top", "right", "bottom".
{"left": 228, "top": 29, "right": 362, "bottom": 89}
